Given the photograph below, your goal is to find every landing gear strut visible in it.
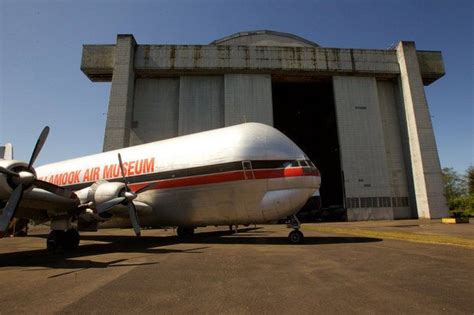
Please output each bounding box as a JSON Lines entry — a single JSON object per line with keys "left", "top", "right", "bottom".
{"left": 286, "top": 215, "right": 304, "bottom": 244}
{"left": 177, "top": 226, "right": 195, "bottom": 238}
{"left": 228, "top": 224, "right": 238, "bottom": 234}
{"left": 47, "top": 229, "right": 80, "bottom": 252}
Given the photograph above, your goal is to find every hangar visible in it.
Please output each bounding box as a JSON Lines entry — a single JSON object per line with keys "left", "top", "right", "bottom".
{"left": 80, "top": 30, "right": 448, "bottom": 221}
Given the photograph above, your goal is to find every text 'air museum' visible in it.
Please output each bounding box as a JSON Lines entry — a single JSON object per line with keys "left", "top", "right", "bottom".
{"left": 80, "top": 30, "right": 448, "bottom": 221}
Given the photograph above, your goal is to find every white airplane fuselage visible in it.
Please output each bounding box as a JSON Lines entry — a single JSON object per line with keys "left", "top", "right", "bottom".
{"left": 34, "top": 123, "right": 321, "bottom": 228}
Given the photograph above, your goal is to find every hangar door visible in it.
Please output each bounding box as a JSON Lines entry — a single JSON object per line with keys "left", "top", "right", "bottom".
{"left": 272, "top": 80, "right": 344, "bottom": 209}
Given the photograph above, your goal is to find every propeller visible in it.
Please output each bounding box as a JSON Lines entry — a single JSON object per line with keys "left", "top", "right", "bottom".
{"left": 28, "top": 126, "right": 49, "bottom": 170}
{"left": 0, "top": 184, "right": 23, "bottom": 238}
{"left": 95, "top": 153, "right": 153, "bottom": 237}
{"left": 0, "top": 166, "right": 19, "bottom": 177}
{"left": 0, "top": 127, "right": 74, "bottom": 237}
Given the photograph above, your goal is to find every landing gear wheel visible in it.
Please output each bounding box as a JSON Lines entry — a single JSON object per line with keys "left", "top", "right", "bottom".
{"left": 288, "top": 230, "right": 304, "bottom": 244}
{"left": 47, "top": 230, "right": 63, "bottom": 252}
{"left": 177, "top": 227, "right": 195, "bottom": 238}
{"left": 46, "top": 229, "right": 80, "bottom": 252}
{"left": 63, "top": 229, "right": 80, "bottom": 250}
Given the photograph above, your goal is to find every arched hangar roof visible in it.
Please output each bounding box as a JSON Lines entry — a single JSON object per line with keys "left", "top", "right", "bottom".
{"left": 210, "top": 30, "right": 320, "bottom": 48}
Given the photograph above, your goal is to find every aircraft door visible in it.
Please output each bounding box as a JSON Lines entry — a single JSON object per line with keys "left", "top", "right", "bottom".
{"left": 242, "top": 161, "right": 255, "bottom": 180}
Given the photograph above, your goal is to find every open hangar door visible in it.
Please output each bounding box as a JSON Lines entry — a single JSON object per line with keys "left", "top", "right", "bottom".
{"left": 272, "top": 78, "right": 345, "bottom": 221}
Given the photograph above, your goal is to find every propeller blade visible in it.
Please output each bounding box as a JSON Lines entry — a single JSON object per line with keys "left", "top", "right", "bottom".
{"left": 128, "top": 202, "right": 141, "bottom": 237}
{"left": 135, "top": 183, "right": 154, "bottom": 194}
{"left": 0, "top": 166, "right": 19, "bottom": 178}
{"left": 28, "top": 126, "right": 50, "bottom": 170}
{"left": 117, "top": 153, "right": 129, "bottom": 191}
{"left": 96, "top": 197, "right": 126, "bottom": 213}
{"left": 0, "top": 184, "right": 24, "bottom": 237}
{"left": 34, "top": 180, "right": 76, "bottom": 199}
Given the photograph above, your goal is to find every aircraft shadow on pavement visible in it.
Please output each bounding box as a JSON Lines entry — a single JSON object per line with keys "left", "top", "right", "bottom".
{"left": 0, "top": 236, "right": 208, "bottom": 269}
{"left": 0, "top": 227, "right": 381, "bottom": 269}
{"left": 178, "top": 229, "right": 383, "bottom": 245}
{"left": 80, "top": 227, "right": 382, "bottom": 246}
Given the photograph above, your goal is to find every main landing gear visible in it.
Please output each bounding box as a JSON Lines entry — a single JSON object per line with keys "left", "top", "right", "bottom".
{"left": 47, "top": 229, "right": 80, "bottom": 252}
{"left": 286, "top": 215, "right": 304, "bottom": 244}
{"left": 47, "top": 217, "right": 80, "bottom": 252}
{"left": 177, "top": 226, "right": 195, "bottom": 238}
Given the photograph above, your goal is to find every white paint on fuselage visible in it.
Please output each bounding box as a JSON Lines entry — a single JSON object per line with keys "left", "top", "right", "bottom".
{"left": 35, "top": 123, "right": 321, "bottom": 227}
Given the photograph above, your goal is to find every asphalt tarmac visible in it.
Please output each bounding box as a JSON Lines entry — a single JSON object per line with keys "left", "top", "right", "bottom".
{"left": 0, "top": 220, "right": 473, "bottom": 314}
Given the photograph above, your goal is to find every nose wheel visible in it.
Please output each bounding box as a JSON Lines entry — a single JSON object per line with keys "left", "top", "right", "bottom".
{"left": 288, "top": 230, "right": 304, "bottom": 244}
{"left": 286, "top": 215, "right": 304, "bottom": 244}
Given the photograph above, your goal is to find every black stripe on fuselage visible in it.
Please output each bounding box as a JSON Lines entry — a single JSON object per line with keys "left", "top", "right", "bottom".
{"left": 61, "top": 159, "right": 302, "bottom": 191}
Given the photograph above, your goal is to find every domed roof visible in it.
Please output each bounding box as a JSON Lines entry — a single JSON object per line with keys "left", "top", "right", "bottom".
{"left": 210, "top": 30, "right": 320, "bottom": 48}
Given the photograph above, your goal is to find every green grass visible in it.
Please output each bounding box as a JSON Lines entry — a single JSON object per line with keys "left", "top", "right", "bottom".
{"left": 304, "top": 225, "right": 474, "bottom": 248}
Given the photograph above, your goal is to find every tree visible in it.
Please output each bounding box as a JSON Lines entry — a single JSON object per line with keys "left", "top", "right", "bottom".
{"left": 466, "top": 165, "right": 474, "bottom": 195}
{"left": 443, "top": 167, "right": 473, "bottom": 215}
{"left": 442, "top": 167, "right": 466, "bottom": 202}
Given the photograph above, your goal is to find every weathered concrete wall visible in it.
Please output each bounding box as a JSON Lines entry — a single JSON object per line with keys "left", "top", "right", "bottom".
{"left": 377, "top": 80, "right": 411, "bottom": 219}
{"left": 82, "top": 44, "right": 444, "bottom": 84}
{"left": 80, "top": 45, "right": 115, "bottom": 82}
{"left": 396, "top": 41, "right": 448, "bottom": 219}
{"left": 416, "top": 51, "right": 445, "bottom": 85}
{"left": 103, "top": 35, "right": 136, "bottom": 152}
{"left": 133, "top": 46, "right": 400, "bottom": 75}
{"left": 130, "top": 78, "right": 179, "bottom": 145}
{"left": 178, "top": 76, "right": 224, "bottom": 136}
{"left": 224, "top": 74, "right": 273, "bottom": 126}
{"left": 333, "top": 76, "right": 393, "bottom": 221}
{"left": 393, "top": 80, "right": 418, "bottom": 217}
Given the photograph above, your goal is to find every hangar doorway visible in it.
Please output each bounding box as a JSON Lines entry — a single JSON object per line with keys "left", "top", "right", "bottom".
{"left": 272, "top": 80, "right": 344, "bottom": 218}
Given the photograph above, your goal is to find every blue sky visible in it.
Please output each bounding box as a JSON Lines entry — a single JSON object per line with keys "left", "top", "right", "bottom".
{"left": 1, "top": 0, "right": 472, "bottom": 172}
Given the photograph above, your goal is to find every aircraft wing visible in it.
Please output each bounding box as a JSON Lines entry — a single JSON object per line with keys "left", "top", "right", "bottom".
{"left": 5, "top": 188, "right": 79, "bottom": 224}
{"left": 18, "top": 187, "right": 79, "bottom": 212}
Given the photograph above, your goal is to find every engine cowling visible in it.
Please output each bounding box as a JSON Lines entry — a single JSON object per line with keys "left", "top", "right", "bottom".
{"left": 0, "top": 160, "right": 33, "bottom": 200}
{"left": 75, "top": 181, "right": 127, "bottom": 223}
{"left": 76, "top": 180, "right": 126, "bottom": 207}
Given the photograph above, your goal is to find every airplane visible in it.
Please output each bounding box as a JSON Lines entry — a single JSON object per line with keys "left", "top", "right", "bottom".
{"left": 0, "top": 123, "right": 321, "bottom": 251}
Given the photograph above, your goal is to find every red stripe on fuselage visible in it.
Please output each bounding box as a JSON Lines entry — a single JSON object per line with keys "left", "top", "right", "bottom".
{"left": 128, "top": 167, "right": 318, "bottom": 192}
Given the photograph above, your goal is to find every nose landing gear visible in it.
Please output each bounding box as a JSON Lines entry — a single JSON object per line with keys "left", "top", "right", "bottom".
{"left": 286, "top": 215, "right": 304, "bottom": 244}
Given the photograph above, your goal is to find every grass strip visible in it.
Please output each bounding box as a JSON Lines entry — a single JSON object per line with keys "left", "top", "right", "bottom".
{"left": 304, "top": 225, "right": 474, "bottom": 248}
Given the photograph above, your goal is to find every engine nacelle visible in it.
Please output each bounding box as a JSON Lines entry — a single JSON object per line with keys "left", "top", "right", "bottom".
{"left": 0, "top": 160, "right": 33, "bottom": 200}
{"left": 75, "top": 180, "right": 126, "bottom": 207}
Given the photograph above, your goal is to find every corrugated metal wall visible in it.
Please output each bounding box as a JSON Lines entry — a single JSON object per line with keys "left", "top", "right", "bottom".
{"left": 224, "top": 74, "right": 273, "bottom": 126}
{"left": 131, "top": 74, "right": 274, "bottom": 144}
{"left": 333, "top": 76, "right": 394, "bottom": 220}
{"left": 178, "top": 76, "right": 224, "bottom": 136}
{"left": 130, "top": 78, "right": 179, "bottom": 145}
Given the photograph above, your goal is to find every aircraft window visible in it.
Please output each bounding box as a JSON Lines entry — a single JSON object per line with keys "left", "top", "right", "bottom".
{"left": 280, "top": 161, "right": 299, "bottom": 168}
{"left": 246, "top": 160, "right": 300, "bottom": 169}
{"left": 299, "top": 160, "right": 309, "bottom": 167}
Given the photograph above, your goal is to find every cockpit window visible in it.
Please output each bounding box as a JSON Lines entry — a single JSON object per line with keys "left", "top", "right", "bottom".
{"left": 298, "top": 160, "right": 309, "bottom": 167}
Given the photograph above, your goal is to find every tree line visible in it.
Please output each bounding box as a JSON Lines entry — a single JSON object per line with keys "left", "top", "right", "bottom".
{"left": 442, "top": 165, "right": 474, "bottom": 216}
